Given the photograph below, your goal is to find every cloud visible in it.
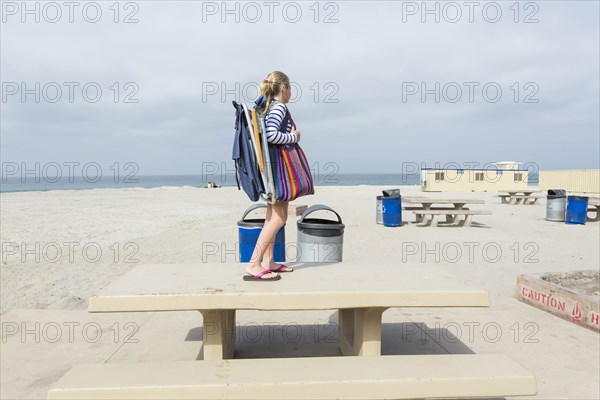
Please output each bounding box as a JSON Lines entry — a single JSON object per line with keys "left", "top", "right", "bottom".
{"left": 1, "top": 1, "right": 598, "bottom": 175}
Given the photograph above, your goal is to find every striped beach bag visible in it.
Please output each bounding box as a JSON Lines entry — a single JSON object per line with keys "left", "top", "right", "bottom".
{"left": 269, "top": 142, "right": 315, "bottom": 202}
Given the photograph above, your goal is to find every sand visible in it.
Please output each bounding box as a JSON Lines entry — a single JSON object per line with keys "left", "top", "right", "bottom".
{"left": 1, "top": 185, "right": 599, "bottom": 399}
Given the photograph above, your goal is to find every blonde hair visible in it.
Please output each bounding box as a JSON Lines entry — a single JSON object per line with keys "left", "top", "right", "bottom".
{"left": 259, "top": 71, "right": 290, "bottom": 115}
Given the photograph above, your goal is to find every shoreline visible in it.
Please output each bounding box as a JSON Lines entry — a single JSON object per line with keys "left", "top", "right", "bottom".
{"left": 1, "top": 182, "right": 546, "bottom": 195}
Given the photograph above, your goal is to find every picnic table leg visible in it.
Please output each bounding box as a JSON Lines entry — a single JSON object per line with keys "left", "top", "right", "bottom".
{"left": 198, "top": 310, "right": 236, "bottom": 360}
{"left": 415, "top": 204, "right": 431, "bottom": 223}
{"left": 429, "top": 214, "right": 439, "bottom": 227}
{"left": 446, "top": 203, "right": 466, "bottom": 224}
{"left": 451, "top": 214, "right": 462, "bottom": 226}
{"left": 338, "top": 307, "right": 387, "bottom": 356}
{"left": 462, "top": 214, "right": 473, "bottom": 227}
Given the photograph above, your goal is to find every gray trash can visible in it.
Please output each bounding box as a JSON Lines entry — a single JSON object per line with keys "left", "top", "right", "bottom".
{"left": 546, "top": 189, "right": 567, "bottom": 221}
{"left": 297, "top": 204, "right": 345, "bottom": 263}
{"left": 376, "top": 195, "right": 383, "bottom": 224}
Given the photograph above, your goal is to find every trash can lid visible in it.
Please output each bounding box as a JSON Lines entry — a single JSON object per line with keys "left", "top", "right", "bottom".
{"left": 382, "top": 188, "right": 401, "bottom": 198}
{"left": 238, "top": 203, "right": 267, "bottom": 226}
{"left": 298, "top": 204, "right": 344, "bottom": 230}
{"left": 547, "top": 189, "right": 566, "bottom": 197}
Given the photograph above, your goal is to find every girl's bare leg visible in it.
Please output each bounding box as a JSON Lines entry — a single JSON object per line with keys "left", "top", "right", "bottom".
{"left": 261, "top": 202, "right": 292, "bottom": 271}
{"left": 245, "top": 201, "right": 288, "bottom": 279}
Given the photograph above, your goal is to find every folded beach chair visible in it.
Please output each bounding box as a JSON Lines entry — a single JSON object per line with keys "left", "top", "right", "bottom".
{"left": 232, "top": 101, "right": 275, "bottom": 204}
{"left": 244, "top": 103, "right": 276, "bottom": 204}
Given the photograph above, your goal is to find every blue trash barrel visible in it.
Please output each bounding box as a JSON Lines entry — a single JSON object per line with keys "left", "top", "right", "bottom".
{"left": 238, "top": 204, "right": 285, "bottom": 262}
{"left": 565, "top": 195, "right": 589, "bottom": 225}
{"left": 382, "top": 196, "right": 402, "bottom": 227}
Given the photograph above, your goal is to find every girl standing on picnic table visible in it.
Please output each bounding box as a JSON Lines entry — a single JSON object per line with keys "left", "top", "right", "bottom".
{"left": 243, "top": 71, "right": 301, "bottom": 282}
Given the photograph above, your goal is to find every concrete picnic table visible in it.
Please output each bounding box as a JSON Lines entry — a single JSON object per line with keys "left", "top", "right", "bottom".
{"left": 403, "top": 196, "right": 485, "bottom": 209}
{"left": 497, "top": 190, "right": 543, "bottom": 205}
{"left": 87, "top": 262, "right": 490, "bottom": 361}
{"left": 402, "top": 197, "right": 486, "bottom": 224}
{"left": 50, "top": 263, "right": 538, "bottom": 400}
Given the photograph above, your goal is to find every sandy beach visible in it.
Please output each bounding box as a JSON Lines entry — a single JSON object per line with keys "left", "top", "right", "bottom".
{"left": 1, "top": 185, "right": 599, "bottom": 398}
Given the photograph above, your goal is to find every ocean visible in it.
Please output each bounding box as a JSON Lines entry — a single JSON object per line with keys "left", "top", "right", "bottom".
{"left": 0, "top": 173, "right": 538, "bottom": 193}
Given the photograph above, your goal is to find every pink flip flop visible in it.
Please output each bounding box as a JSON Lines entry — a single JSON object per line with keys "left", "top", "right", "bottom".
{"left": 270, "top": 264, "right": 294, "bottom": 273}
{"left": 243, "top": 269, "right": 281, "bottom": 281}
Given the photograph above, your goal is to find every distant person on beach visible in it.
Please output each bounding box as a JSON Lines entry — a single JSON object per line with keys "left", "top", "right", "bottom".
{"left": 243, "top": 71, "right": 300, "bottom": 281}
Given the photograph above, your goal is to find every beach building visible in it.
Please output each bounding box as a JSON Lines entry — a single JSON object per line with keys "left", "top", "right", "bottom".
{"left": 421, "top": 162, "right": 529, "bottom": 192}
{"left": 539, "top": 169, "right": 600, "bottom": 194}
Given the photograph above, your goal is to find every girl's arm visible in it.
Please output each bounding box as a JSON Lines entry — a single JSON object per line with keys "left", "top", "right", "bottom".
{"left": 265, "top": 103, "right": 297, "bottom": 144}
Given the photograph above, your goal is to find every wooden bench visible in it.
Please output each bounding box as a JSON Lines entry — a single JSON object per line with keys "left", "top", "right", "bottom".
{"left": 47, "top": 355, "right": 537, "bottom": 399}
{"left": 412, "top": 209, "right": 492, "bottom": 227}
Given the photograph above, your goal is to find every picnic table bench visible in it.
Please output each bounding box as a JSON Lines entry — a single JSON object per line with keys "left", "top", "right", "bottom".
{"left": 496, "top": 190, "right": 543, "bottom": 205}
{"left": 48, "top": 355, "right": 537, "bottom": 400}
{"left": 402, "top": 197, "right": 490, "bottom": 226}
{"left": 48, "top": 262, "right": 537, "bottom": 399}
{"left": 587, "top": 198, "right": 600, "bottom": 222}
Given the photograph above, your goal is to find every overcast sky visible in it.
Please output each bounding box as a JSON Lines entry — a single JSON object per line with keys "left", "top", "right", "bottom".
{"left": 1, "top": 1, "right": 599, "bottom": 177}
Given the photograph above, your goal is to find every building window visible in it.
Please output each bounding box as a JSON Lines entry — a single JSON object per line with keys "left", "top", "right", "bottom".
{"left": 475, "top": 172, "right": 484, "bottom": 181}
{"left": 496, "top": 170, "right": 503, "bottom": 175}
{"left": 458, "top": 169, "right": 464, "bottom": 175}
{"left": 435, "top": 172, "right": 445, "bottom": 181}
{"left": 514, "top": 173, "right": 523, "bottom": 182}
